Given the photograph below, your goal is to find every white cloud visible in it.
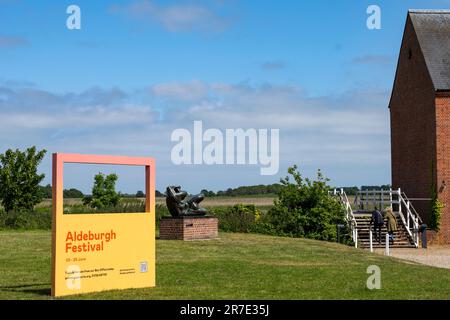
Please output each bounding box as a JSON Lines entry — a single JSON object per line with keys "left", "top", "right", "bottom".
{"left": 151, "top": 80, "right": 208, "bottom": 101}
{"left": 0, "top": 86, "right": 158, "bottom": 134}
{"left": 0, "top": 105, "right": 157, "bottom": 130}
{"left": 161, "top": 81, "right": 388, "bottom": 135}
{"left": 0, "top": 81, "right": 391, "bottom": 191}
{"left": 109, "top": 0, "right": 230, "bottom": 33}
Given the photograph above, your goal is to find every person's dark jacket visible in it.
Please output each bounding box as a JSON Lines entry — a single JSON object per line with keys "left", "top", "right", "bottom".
{"left": 371, "top": 210, "right": 384, "bottom": 225}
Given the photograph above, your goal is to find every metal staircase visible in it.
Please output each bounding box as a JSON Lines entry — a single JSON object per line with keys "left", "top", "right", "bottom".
{"left": 333, "top": 188, "right": 422, "bottom": 249}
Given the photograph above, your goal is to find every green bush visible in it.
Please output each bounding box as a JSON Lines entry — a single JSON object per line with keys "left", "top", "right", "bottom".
{"left": 265, "top": 165, "right": 346, "bottom": 241}
{"left": 156, "top": 204, "right": 170, "bottom": 229}
{"left": 211, "top": 204, "right": 262, "bottom": 233}
{"left": 0, "top": 208, "right": 52, "bottom": 230}
{"left": 64, "top": 200, "right": 146, "bottom": 214}
{"left": 429, "top": 160, "right": 444, "bottom": 231}
{"left": 0, "top": 203, "right": 170, "bottom": 230}
{"left": 430, "top": 198, "right": 444, "bottom": 231}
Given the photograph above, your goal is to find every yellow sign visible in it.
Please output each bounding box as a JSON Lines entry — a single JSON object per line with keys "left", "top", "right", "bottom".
{"left": 51, "top": 153, "right": 156, "bottom": 297}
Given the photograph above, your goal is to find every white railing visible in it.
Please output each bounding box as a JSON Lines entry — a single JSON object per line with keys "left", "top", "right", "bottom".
{"left": 354, "top": 188, "right": 421, "bottom": 248}
{"left": 333, "top": 188, "right": 358, "bottom": 247}
{"left": 398, "top": 191, "right": 420, "bottom": 248}
{"left": 385, "top": 233, "right": 390, "bottom": 256}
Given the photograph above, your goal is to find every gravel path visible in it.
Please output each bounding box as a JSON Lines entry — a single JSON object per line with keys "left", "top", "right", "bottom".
{"left": 374, "top": 247, "right": 450, "bottom": 269}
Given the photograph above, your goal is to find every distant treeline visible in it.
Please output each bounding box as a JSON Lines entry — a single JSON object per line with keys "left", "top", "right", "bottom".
{"left": 39, "top": 183, "right": 392, "bottom": 199}
{"left": 39, "top": 184, "right": 84, "bottom": 198}
{"left": 125, "top": 190, "right": 164, "bottom": 198}
{"left": 39, "top": 184, "right": 165, "bottom": 199}
{"left": 205, "top": 184, "right": 391, "bottom": 197}
{"left": 337, "top": 185, "right": 392, "bottom": 196}
{"left": 200, "top": 184, "right": 283, "bottom": 197}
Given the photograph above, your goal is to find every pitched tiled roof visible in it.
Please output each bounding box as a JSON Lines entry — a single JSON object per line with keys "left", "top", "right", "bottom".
{"left": 410, "top": 10, "right": 450, "bottom": 91}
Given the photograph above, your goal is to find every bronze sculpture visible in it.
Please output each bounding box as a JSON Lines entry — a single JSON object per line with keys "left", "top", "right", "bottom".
{"left": 165, "top": 186, "right": 208, "bottom": 217}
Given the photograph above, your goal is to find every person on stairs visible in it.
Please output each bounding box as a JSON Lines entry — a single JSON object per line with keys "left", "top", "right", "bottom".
{"left": 384, "top": 207, "right": 398, "bottom": 245}
{"left": 370, "top": 207, "right": 384, "bottom": 244}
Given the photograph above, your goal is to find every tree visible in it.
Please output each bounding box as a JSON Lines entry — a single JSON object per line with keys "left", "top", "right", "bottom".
{"left": 361, "top": 185, "right": 391, "bottom": 191}
{"left": 39, "top": 184, "right": 53, "bottom": 199}
{"left": 64, "top": 188, "right": 84, "bottom": 198}
{"left": 337, "top": 186, "right": 359, "bottom": 196}
{"left": 136, "top": 190, "right": 145, "bottom": 198}
{"left": 266, "top": 165, "right": 345, "bottom": 241}
{"left": 200, "top": 189, "right": 216, "bottom": 197}
{"left": 39, "top": 185, "right": 84, "bottom": 199}
{"left": 0, "top": 147, "right": 47, "bottom": 212}
{"left": 83, "top": 173, "right": 120, "bottom": 209}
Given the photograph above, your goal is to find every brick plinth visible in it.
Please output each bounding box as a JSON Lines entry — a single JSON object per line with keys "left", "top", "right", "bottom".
{"left": 159, "top": 216, "right": 218, "bottom": 240}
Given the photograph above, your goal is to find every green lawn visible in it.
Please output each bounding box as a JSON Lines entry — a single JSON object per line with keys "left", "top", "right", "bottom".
{"left": 1, "top": 230, "right": 450, "bottom": 300}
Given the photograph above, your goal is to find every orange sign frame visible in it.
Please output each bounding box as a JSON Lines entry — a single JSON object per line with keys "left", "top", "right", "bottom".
{"left": 51, "top": 153, "right": 156, "bottom": 297}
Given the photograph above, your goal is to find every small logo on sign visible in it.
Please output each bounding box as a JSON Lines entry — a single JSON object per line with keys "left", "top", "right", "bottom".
{"left": 140, "top": 261, "right": 148, "bottom": 273}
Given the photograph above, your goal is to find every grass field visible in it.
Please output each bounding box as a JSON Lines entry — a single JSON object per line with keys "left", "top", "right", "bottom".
{"left": 1, "top": 231, "right": 450, "bottom": 300}
{"left": 37, "top": 195, "right": 278, "bottom": 209}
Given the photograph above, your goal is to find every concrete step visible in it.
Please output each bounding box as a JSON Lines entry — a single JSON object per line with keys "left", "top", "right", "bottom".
{"left": 359, "top": 243, "right": 416, "bottom": 249}
{"left": 360, "top": 239, "right": 411, "bottom": 244}
{"left": 355, "top": 223, "right": 415, "bottom": 247}
{"left": 361, "top": 245, "right": 416, "bottom": 249}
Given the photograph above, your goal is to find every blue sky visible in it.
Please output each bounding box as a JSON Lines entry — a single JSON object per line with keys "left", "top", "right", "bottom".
{"left": 0, "top": 0, "right": 448, "bottom": 194}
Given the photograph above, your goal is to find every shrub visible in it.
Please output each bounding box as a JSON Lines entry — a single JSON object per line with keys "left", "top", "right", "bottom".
{"left": 156, "top": 204, "right": 170, "bottom": 229}
{"left": 430, "top": 198, "right": 444, "bottom": 231}
{"left": 429, "top": 160, "right": 444, "bottom": 231}
{"left": 0, "top": 203, "right": 170, "bottom": 230}
{"left": 64, "top": 200, "right": 146, "bottom": 214}
{"left": 211, "top": 204, "right": 261, "bottom": 233}
{"left": 265, "top": 165, "right": 345, "bottom": 241}
{"left": 0, "top": 208, "right": 52, "bottom": 230}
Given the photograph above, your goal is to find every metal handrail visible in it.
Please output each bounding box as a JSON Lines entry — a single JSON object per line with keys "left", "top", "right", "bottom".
{"left": 333, "top": 189, "right": 357, "bottom": 247}
{"left": 398, "top": 192, "right": 420, "bottom": 247}
{"left": 401, "top": 192, "right": 424, "bottom": 225}
{"left": 333, "top": 188, "right": 422, "bottom": 248}
{"left": 353, "top": 188, "right": 421, "bottom": 248}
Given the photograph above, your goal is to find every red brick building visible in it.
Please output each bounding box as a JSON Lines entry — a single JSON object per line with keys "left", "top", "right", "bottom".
{"left": 390, "top": 10, "right": 450, "bottom": 244}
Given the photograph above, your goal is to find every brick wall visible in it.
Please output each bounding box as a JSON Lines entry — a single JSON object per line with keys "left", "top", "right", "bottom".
{"left": 159, "top": 217, "right": 218, "bottom": 241}
{"left": 435, "top": 95, "right": 450, "bottom": 244}
{"left": 390, "top": 15, "right": 436, "bottom": 224}
{"left": 159, "top": 217, "right": 184, "bottom": 240}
